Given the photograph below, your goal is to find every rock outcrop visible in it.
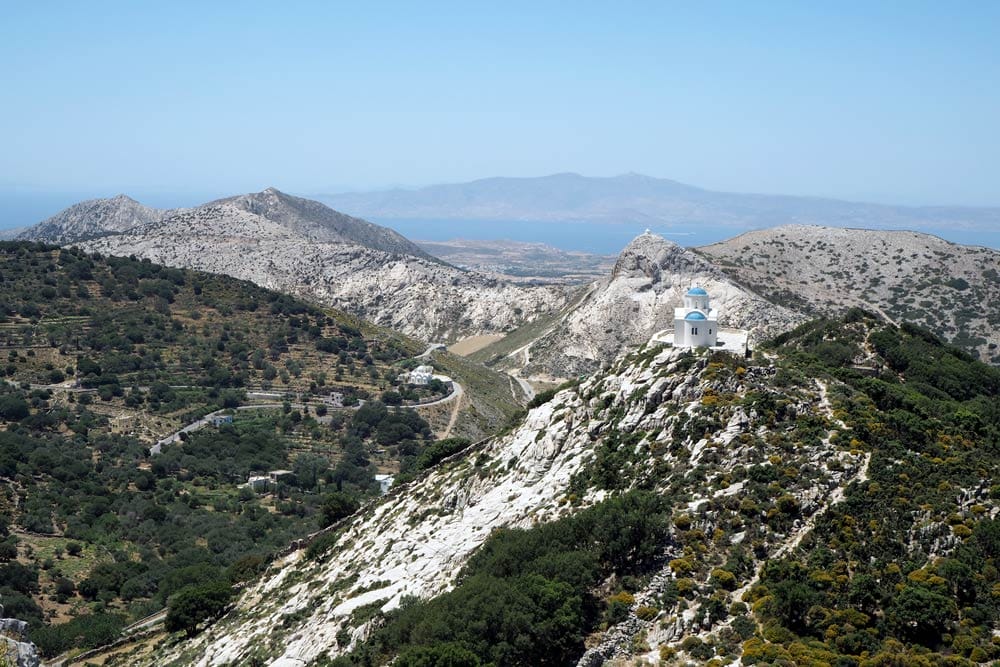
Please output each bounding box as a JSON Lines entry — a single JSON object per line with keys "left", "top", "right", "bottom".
{"left": 501, "top": 231, "right": 804, "bottom": 379}
{"left": 144, "top": 369, "right": 599, "bottom": 666}
{"left": 133, "top": 339, "right": 858, "bottom": 666}
{"left": 0, "top": 603, "right": 40, "bottom": 667}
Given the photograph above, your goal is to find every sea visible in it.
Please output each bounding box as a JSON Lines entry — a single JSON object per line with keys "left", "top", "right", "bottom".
{"left": 370, "top": 218, "right": 1000, "bottom": 255}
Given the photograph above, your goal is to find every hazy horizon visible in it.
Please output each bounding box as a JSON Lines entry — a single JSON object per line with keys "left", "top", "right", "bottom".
{"left": 4, "top": 174, "right": 1000, "bottom": 254}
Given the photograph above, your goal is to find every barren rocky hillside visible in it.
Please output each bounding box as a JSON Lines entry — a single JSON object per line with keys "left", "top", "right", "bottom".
{"left": 72, "top": 195, "right": 568, "bottom": 342}
{"left": 697, "top": 224, "right": 1000, "bottom": 362}
{"left": 110, "top": 313, "right": 1000, "bottom": 666}
{"left": 18, "top": 188, "right": 570, "bottom": 343}
{"left": 474, "top": 232, "right": 805, "bottom": 380}
{"left": 19, "top": 194, "right": 171, "bottom": 244}
{"left": 208, "top": 188, "right": 435, "bottom": 259}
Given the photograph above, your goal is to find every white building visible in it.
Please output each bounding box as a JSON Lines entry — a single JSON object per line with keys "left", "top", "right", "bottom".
{"left": 409, "top": 365, "right": 434, "bottom": 386}
{"left": 109, "top": 414, "right": 137, "bottom": 435}
{"left": 375, "top": 474, "right": 394, "bottom": 494}
{"left": 673, "top": 286, "right": 719, "bottom": 348}
{"left": 322, "top": 392, "right": 344, "bottom": 407}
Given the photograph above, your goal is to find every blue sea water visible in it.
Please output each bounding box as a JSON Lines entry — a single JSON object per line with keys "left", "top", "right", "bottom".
{"left": 372, "top": 218, "right": 1000, "bottom": 255}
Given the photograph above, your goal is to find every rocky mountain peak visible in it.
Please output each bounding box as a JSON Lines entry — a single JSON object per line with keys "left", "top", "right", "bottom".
{"left": 611, "top": 231, "right": 685, "bottom": 280}
{"left": 18, "top": 194, "right": 170, "bottom": 244}
{"left": 204, "top": 188, "right": 435, "bottom": 259}
{"left": 497, "top": 230, "right": 804, "bottom": 379}
{"left": 608, "top": 231, "right": 723, "bottom": 286}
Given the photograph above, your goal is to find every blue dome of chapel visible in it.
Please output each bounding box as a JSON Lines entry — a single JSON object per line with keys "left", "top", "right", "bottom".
{"left": 686, "top": 287, "right": 708, "bottom": 296}
{"left": 685, "top": 311, "right": 707, "bottom": 320}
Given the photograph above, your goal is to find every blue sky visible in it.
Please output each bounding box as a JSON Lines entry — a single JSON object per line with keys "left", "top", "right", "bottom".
{"left": 1, "top": 1, "right": 998, "bottom": 206}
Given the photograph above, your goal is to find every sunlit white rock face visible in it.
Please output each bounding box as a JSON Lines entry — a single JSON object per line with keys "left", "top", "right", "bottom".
{"left": 149, "top": 354, "right": 607, "bottom": 666}
{"left": 60, "top": 190, "right": 570, "bottom": 342}
{"left": 137, "top": 339, "right": 870, "bottom": 667}
{"left": 0, "top": 605, "right": 40, "bottom": 667}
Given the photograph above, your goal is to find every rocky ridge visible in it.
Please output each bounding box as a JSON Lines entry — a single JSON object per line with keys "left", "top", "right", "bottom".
{"left": 486, "top": 231, "right": 806, "bottom": 380}
{"left": 697, "top": 224, "right": 1000, "bottom": 362}
{"left": 130, "top": 335, "right": 877, "bottom": 666}
{"left": 30, "top": 189, "right": 571, "bottom": 342}
{"left": 207, "top": 188, "right": 435, "bottom": 260}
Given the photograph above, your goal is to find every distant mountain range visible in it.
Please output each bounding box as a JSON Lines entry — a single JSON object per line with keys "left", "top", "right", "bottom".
{"left": 319, "top": 172, "right": 1000, "bottom": 231}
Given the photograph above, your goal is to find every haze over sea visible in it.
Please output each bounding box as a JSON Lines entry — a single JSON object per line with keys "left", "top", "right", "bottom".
{"left": 3, "top": 190, "right": 998, "bottom": 255}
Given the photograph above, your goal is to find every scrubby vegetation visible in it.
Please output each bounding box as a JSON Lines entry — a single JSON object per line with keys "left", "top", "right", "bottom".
{"left": 330, "top": 313, "right": 1000, "bottom": 666}
{"left": 744, "top": 312, "right": 1000, "bottom": 664}
{"left": 332, "top": 491, "right": 670, "bottom": 666}
{"left": 0, "top": 243, "right": 455, "bottom": 657}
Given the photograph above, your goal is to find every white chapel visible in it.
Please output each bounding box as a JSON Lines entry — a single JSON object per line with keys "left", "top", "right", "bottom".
{"left": 673, "top": 286, "right": 719, "bottom": 348}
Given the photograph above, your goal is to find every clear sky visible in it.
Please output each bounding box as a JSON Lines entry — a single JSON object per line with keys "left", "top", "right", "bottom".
{"left": 1, "top": 1, "right": 998, "bottom": 206}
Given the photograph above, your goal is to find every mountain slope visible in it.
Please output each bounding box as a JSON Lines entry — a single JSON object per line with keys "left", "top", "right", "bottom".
{"left": 0, "top": 242, "right": 524, "bottom": 661}
{"left": 0, "top": 226, "right": 27, "bottom": 240}
{"left": 474, "top": 231, "right": 805, "bottom": 379}
{"left": 18, "top": 194, "right": 171, "bottom": 243}
{"left": 208, "top": 187, "right": 435, "bottom": 260}
{"left": 72, "top": 192, "right": 568, "bottom": 342}
{"left": 122, "top": 313, "right": 1000, "bottom": 666}
{"left": 320, "top": 172, "right": 1000, "bottom": 232}
{"left": 697, "top": 224, "right": 1000, "bottom": 362}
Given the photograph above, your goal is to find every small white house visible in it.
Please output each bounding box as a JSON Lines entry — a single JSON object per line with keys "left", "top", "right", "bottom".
{"left": 322, "top": 392, "right": 344, "bottom": 407}
{"left": 673, "top": 287, "right": 719, "bottom": 348}
{"left": 210, "top": 414, "right": 233, "bottom": 427}
{"left": 409, "top": 365, "right": 434, "bottom": 386}
{"left": 245, "top": 475, "right": 270, "bottom": 491}
{"left": 375, "top": 474, "right": 394, "bottom": 494}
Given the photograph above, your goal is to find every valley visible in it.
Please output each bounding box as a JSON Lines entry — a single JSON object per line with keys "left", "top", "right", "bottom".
{"left": 414, "top": 238, "right": 615, "bottom": 282}
{"left": 0, "top": 243, "right": 520, "bottom": 663}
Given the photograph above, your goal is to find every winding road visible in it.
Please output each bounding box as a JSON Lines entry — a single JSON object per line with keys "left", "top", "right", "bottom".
{"left": 150, "top": 376, "right": 466, "bottom": 455}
